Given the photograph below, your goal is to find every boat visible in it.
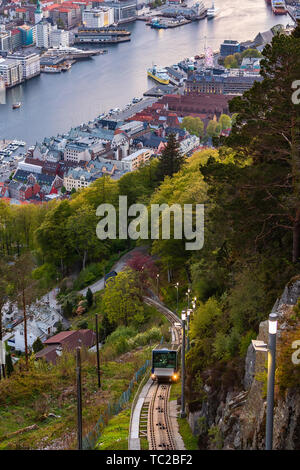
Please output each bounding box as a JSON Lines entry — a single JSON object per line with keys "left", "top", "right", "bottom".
{"left": 61, "top": 62, "right": 72, "bottom": 71}
{"left": 147, "top": 65, "right": 170, "bottom": 85}
{"left": 207, "top": 1, "right": 219, "bottom": 18}
{"left": 271, "top": 0, "right": 287, "bottom": 15}
{"left": 12, "top": 102, "right": 21, "bottom": 109}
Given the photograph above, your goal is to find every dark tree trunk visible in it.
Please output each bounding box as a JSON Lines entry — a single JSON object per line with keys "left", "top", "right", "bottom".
{"left": 293, "top": 211, "right": 300, "bottom": 263}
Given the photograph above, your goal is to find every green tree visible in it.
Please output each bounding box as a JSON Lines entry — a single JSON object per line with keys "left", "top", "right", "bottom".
{"left": 181, "top": 116, "right": 204, "bottom": 138}
{"left": 86, "top": 287, "right": 93, "bottom": 308}
{"left": 241, "top": 48, "right": 262, "bottom": 59}
{"left": 102, "top": 269, "right": 144, "bottom": 326}
{"left": 35, "top": 200, "right": 73, "bottom": 275}
{"left": 66, "top": 204, "right": 103, "bottom": 270}
{"left": 156, "top": 133, "right": 185, "bottom": 181}
{"left": 32, "top": 337, "right": 44, "bottom": 353}
{"left": 5, "top": 352, "right": 14, "bottom": 377}
{"left": 226, "top": 24, "right": 300, "bottom": 263}
{"left": 206, "top": 120, "right": 218, "bottom": 137}
{"left": 224, "top": 54, "right": 239, "bottom": 69}
{"left": 219, "top": 114, "right": 232, "bottom": 130}
{"left": 61, "top": 186, "right": 66, "bottom": 194}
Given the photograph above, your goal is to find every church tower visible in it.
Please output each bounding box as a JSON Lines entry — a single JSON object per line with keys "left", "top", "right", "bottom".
{"left": 34, "top": 0, "right": 43, "bottom": 25}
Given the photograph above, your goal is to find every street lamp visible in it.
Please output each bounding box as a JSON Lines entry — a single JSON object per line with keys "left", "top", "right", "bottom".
{"left": 175, "top": 282, "right": 179, "bottom": 314}
{"left": 251, "top": 312, "right": 278, "bottom": 450}
{"left": 181, "top": 310, "right": 186, "bottom": 418}
{"left": 186, "top": 288, "right": 191, "bottom": 310}
{"left": 156, "top": 273, "right": 160, "bottom": 298}
{"left": 266, "top": 313, "right": 278, "bottom": 450}
{"left": 186, "top": 309, "right": 192, "bottom": 352}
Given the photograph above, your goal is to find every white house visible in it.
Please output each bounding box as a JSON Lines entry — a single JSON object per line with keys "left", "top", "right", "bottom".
{"left": 7, "top": 301, "right": 64, "bottom": 352}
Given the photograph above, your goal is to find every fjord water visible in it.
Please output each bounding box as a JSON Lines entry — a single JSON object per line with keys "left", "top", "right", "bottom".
{"left": 0, "top": 0, "right": 291, "bottom": 143}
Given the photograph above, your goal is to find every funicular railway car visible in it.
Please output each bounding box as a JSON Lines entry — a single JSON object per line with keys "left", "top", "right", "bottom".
{"left": 151, "top": 343, "right": 179, "bottom": 383}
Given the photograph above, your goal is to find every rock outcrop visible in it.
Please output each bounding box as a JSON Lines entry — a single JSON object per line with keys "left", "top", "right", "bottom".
{"left": 188, "top": 279, "right": 300, "bottom": 449}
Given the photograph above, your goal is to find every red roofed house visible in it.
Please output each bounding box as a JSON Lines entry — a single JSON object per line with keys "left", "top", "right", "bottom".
{"left": 36, "top": 329, "right": 96, "bottom": 364}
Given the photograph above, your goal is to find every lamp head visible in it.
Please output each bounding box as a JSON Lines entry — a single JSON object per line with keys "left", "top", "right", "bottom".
{"left": 269, "top": 313, "right": 278, "bottom": 334}
{"left": 181, "top": 310, "right": 186, "bottom": 321}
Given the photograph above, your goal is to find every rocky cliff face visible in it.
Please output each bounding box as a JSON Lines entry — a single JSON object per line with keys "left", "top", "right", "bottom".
{"left": 188, "top": 279, "right": 300, "bottom": 450}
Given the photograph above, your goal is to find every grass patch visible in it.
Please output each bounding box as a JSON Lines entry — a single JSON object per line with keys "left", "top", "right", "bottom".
{"left": 177, "top": 417, "right": 198, "bottom": 450}
{"left": 169, "top": 381, "right": 181, "bottom": 402}
{"left": 0, "top": 346, "right": 151, "bottom": 450}
{"left": 95, "top": 408, "right": 131, "bottom": 450}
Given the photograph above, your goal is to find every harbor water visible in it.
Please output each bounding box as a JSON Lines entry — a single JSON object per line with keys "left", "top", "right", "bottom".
{"left": 0, "top": 0, "right": 291, "bottom": 143}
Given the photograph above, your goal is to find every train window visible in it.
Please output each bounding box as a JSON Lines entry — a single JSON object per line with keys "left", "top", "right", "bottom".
{"left": 153, "top": 351, "right": 176, "bottom": 369}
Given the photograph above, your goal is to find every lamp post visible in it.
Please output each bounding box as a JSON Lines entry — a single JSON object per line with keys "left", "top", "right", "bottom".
{"left": 175, "top": 282, "right": 179, "bottom": 314}
{"left": 266, "top": 312, "right": 278, "bottom": 450}
{"left": 186, "top": 288, "right": 191, "bottom": 310}
{"left": 156, "top": 273, "right": 159, "bottom": 298}
{"left": 186, "top": 309, "right": 191, "bottom": 352}
{"left": 251, "top": 312, "right": 278, "bottom": 451}
{"left": 181, "top": 310, "right": 186, "bottom": 418}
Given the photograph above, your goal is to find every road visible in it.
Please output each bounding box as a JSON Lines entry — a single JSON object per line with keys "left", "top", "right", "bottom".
{"left": 79, "top": 246, "right": 148, "bottom": 296}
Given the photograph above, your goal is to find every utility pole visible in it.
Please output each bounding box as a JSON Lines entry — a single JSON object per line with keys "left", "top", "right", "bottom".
{"left": 76, "top": 347, "right": 83, "bottom": 450}
{"left": 95, "top": 314, "right": 101, "bottom": 389}
{"left": 156, "top": 273, "right": 159, "bottom": 298}
{"left": 180, "top": 310, "right": 186, "bottom": 418}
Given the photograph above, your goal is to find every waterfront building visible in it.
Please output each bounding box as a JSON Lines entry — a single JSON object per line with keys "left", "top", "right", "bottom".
{"left": 82, "top": 7, "right": 114, "bottom": 28}
{"left": 104, "top": 1, "right": 137, "bottom": 23}
{"left": 163, "top": 2, "right": 206, "bottom": 19}
{"left": 185, "top": 69, "right": 263, "bottom": 96}
{"left": 50, "top": 27, "right": 69, "bottom": 47}
{"left": 0, "top": 31, "right": 11, "bottom": 52}
{"left": 220, "top": 39, "right": 241, "bottom": 57}
{"left": 0, "top": 76, "right": 5, "bottom": 105}
{"left": 36, "top": 19, "right": 52, "bottom": 48}
{"left": 6, "top": 52, "right": 40, "bottom": 80}
{"left": 0, "top": 58, "right": 23, "bottom": 87}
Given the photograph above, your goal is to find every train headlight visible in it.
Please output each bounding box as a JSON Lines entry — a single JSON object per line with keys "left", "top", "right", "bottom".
{"left": 151, "top": 373, "right": 156, "bottom": 379}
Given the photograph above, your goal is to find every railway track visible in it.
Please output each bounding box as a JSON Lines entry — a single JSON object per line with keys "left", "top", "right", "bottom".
{"left": 142, "top": 296, "right": 183, "bottom": 450}
{"left": 148, "top": 382, "right": 176, "bottom": 450}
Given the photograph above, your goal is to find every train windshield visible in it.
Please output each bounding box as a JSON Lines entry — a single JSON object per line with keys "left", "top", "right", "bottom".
{"left": 153, "top": 351, "right": 177, "bottom": 369}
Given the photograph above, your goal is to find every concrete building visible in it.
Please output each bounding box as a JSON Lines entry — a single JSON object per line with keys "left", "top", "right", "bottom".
{"left": 0, "top": 31, "right": 11, "bottom": 52}
{"left": 0, "top": 58, "right": 23, "bottom": 88}
{"left": 49, "top": 5, "right": 82, "bottom": 30}
{"left": 50, "top": 27, "right": 69, "bottom": 47}
{"left": 121, "top": 148, "right": 152, "bottom": 171}
{"left": 63, "top": 166, "right": 98, "bottom": 191}
{"left": 36, "top": 19, "right": 52, "bottom": 48}
{"left": 6, "top": 52, "right": 40, "bottom": 80}
{"left": 104, "top": 1, "right": 137, "bottom": 23}
{"left": 220, "top": 40, "right": 241, "bottom": 57}
{"left": 10, "top": 29, "right": 22, "bottom": 51}
{"left": 64, "top": 137, "right": 104, "bottom": 163}
{"left": 82, "top": 7, "right": 114, "bottom": 28}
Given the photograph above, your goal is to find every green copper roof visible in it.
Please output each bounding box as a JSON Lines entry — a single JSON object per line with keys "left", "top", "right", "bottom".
{"left": 35, "top": 0, "right": 42, "bottom": 14}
